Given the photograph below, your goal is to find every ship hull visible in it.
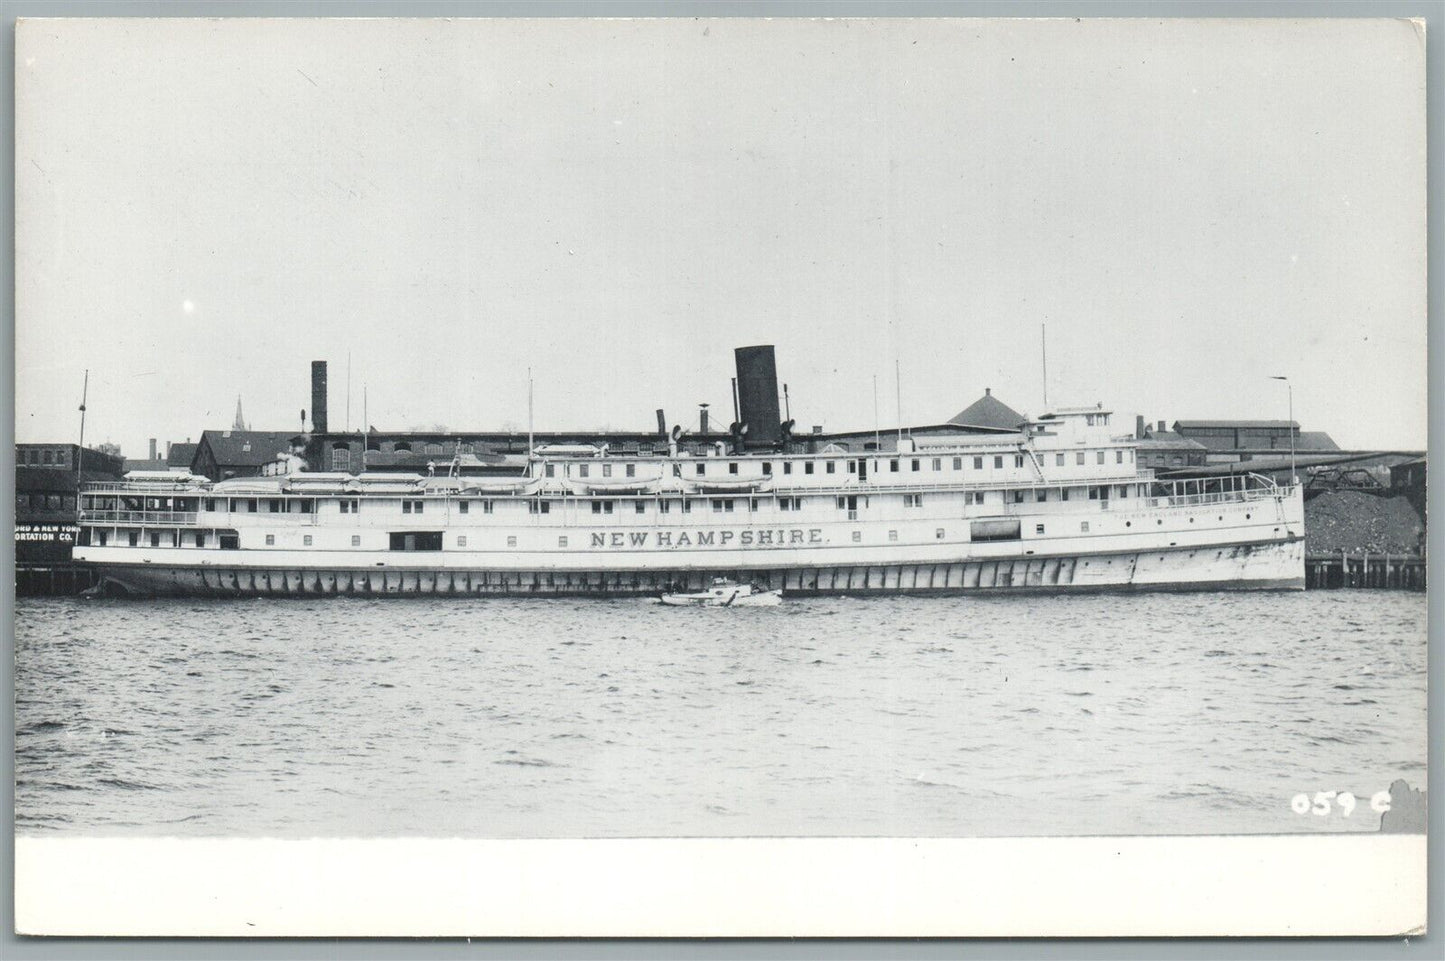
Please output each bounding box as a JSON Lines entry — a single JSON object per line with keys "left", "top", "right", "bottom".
{"left": 88, "top": 538, "right": 1304, "bottom": 598}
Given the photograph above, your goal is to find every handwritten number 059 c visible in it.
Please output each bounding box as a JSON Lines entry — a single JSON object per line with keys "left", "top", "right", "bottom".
{"left": 1290, "top": 791, "right": 1390, "bottom": 816}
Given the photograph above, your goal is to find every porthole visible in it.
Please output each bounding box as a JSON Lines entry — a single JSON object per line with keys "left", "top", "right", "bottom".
{"left": 1157, "top": 519, "right": 1163, "bottom": 525}
{"left": 1125, "top": 521, "right": 1131, "bottom": 527}
{"left": 1189, "top": 518, "right": 1194, "bottom": 523}
{"left": 1246, "top": 513, "right": 1251, "bottom": 519}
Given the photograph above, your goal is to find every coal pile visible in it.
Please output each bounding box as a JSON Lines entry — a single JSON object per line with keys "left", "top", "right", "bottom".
{"left": 1305, "top": 491, "right": 1425, "bottom": 555}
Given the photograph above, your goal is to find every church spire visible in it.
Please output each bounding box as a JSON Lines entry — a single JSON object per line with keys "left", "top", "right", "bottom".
{"left": 232, "top": 395, "right": 248, "bottom": 432}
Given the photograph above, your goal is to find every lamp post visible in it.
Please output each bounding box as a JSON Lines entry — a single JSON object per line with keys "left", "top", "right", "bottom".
{"left": 1269, "top": 376, "right": 1295, "bottom": 487}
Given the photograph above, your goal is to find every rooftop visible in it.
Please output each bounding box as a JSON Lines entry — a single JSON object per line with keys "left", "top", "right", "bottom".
{"left": 947, "top": 389, "right": 1026, "bottom": 431}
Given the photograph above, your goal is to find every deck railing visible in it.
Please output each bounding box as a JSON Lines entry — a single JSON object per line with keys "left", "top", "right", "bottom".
{"left": 78, "top": 509, "right": 199, "bottom": 526}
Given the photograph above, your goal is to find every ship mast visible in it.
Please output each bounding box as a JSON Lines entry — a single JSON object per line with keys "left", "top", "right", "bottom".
{"left": 76, "top": 369, "right": 88, "bottom": 476}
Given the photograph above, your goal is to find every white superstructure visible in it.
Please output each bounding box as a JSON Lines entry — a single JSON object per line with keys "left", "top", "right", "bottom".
{"left": 73, "top": 406, "right": 1305, "bottom": 596}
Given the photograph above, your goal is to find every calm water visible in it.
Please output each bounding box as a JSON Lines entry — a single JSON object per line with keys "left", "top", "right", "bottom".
{"left": 14, "top": 591, "right": 1427, "bottom": 838}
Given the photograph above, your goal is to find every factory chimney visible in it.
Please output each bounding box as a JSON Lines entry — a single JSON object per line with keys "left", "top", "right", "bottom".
{"left": 1136, "top": 415, "right": 1146, "bottom": 439}
{"left": 1158, "top": 420, "right": 1166, "bottom": 433}
{"left": 734, "top": 345, "right": 782, "bottom": 447}
{"left": 311, "top": 361, "right": 328, "bottom": 434}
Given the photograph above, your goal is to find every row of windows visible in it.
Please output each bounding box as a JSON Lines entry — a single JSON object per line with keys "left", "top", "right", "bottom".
{"left": 536, "top": 450, "right": 1135, "bottom": 479}
{"left": 17, "top": 493, "right": 77, "bottom": 511}
{"left": 16, "top": 448, "right": 79, "bottom": 466}
{"left": 184, "top": 485, "right": 1148, "bottom": 519}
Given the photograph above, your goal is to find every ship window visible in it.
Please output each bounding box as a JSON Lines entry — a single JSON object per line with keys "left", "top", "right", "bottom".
{"left": 97, "top": 530, "right": 108, "bottom": 546}
{"left": 483, "top": 500, "right": 494, "bottom": 513}
{"left": 682, "top": 499, "right": 692, "bottom": 513}
{"left": 1080, "top": 521, "right": 1090, "bottom": 532}
{"left": 1035, "top": 524, "right": 1045, "bottom": 534}
{"left": 303, "top": 535, "right": 313, "bottom": 546}
{"left": 149, "top": 532, "right": 160, "bottom": 547}
{"left": 42, "top": 450, "right": 53, "bottom": 464}
{"left": 805, "top": 462, "right": 815, "bottom": 474}
{"left": 602, "top": 464, "right": 612, "bottom": 478}
{"left": 888, "top": 530, "right": 898, "bottom": 542}
{"left": 972, "top": 456, "right": 982, "bottom": 470}
{"left": 127, "top": 531, "right": 138, "bottom": 546}
{"left": 459, "top": 501, "right": 469, "bottom": 514}
{"left": 911, "top": 459, "right": 920, "bottom": 472}
{"left": 712, "top": 499, "right": 734, "bottom": 512}
{"left": 951, "top": 457, "right": 961, "bottom": 470}
{"left": 545, "top": 464, "right": 556, "bottom": 477}
{"left": 849, "top": 461, "right": 859, "bottom": 474}
{"left": 936, "top": 528, "right": 945, "bottom": 539}
{"left": 204, "top": 498, "right": 217, "bottom": 511}
{"left": 1056, "top": 454, "right": 1065, "bottom": 466}
{"left": 528, "top": 501, "right": 550, "bottom": 514}
{"left": 457, "top": 536, "right": 467, "bottom": 547}
{"left": 507, "top": 536, "right": 517, "bottom": 547}
{"left": 403, "top": 501, "right": 411, "bottom": 513}
{"left": 749, "top": 497, "right": 759, "bottom": 511}
{"left": 351, "top": 535, "right": 361, "bottom": 546}
{"left": 331, "top": 447, "right": 351, "bottom": 472}
{"left": 729, "top": 462, "right": 738, "bottom": 475}
{"left": 626, "top": 464, "right": 636, "bottom": 477}
{"left": 578, "top": 464, "right": 590, "bottom": 478}
{"left": 696, "top": 463, "right": 706, "bottom": 476}
{"left": 827, "top": 461, "right": 837, "bottom": 474}
{"left": 393, "top": 442, "right": 411, "bottom": 453}
{"left": 591, "top": 500, "right": 613, "bottom": 514}
{"left": 932, "top": 458, "right": 942, "bottom": 471}
{"left": 852, "top": 531, "right": 862, "bottom": 543}
{"left": 193, "top": 531, "right": 205, "bottom": 547}
{"left": 1015, "top": 455, "right": 1024, "bottom": 468}
{"left": 1117, "top": 450, "right": 1124, "bottom": 464}
{"left": 763, "top": 462, "right": 773, "bottom": 475}
{"left": 1076, "top": 452, "right": 1085, "bottom": 465}
{"left": 265, "top": 534, "right": 275, "bottom": 546}
{"left": 993, "top": 456, "right": 1003, "bottom": 469}
{"left": 659, "top": 500, "right": 672, "bottom": 514}
{"left": 1062, "top": 488, "right": 1070, "bottom": 501}
{"left": 783, "top": 462, "right": 793, "bottom": 475}
{"left": 1097, "top": 451, "right": 1106, "bottom": 465}
{"left": 1086, "top": 414, "right": 1095, "bottom": 426}
{"left": 635, "top": 501, "right": 645, "bottom": 514}
{"left": 1119, "top": 485, "right": 1129, "bottom": 498}
{"left": 219, "top": 532, "right": 238, "bottom": 550}
{"left": 558, "top": 536, "right": 567, "bottom": 547}
{"left": 890, "top": 459, "right": 899, "bottom": 473}
{"left": 45, "top": 494, "right": 62, "bottom": 510}
{"left": 904, "top": 494, "right": 923, "bottom": 508}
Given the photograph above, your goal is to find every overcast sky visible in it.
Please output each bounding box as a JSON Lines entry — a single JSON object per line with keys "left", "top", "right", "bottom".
{"left": 16, "top": 17, "right": 1426, "bottom": 456}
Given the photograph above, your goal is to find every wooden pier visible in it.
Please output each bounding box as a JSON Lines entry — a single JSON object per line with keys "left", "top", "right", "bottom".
{"left": 1305, "top": 553, "right": 1426, "bottom": 591}
{"left": 15, "top": 563, "right": 102, "bottom": 597}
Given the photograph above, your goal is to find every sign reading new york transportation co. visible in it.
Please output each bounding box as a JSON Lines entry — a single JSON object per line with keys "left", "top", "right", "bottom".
{"left": 589, "top": 528, "right": 825, "bottom": 549}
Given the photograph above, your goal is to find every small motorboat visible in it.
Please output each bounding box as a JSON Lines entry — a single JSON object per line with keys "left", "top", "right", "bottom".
{"left": 657, "top": 578, "right": 782, "bottom": 607}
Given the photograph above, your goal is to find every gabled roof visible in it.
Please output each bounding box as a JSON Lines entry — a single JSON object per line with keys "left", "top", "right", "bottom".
{"left": 1136, "top": 431, "right": 1207, "bottom": 450}
{"left": 947, "top": 389, "right": 1025, "bottom": 431}
{"left": 167, "top": 442, "right": 198, "bottom": 468}
{"left": 1173, "top": 420, "right": 1299, "bottom": 430}
{"left": 198, "top": 430, "right": 300, "bottom": 468}
{"left": 1295, "top": 431, "right": 1340, "bottom": 451}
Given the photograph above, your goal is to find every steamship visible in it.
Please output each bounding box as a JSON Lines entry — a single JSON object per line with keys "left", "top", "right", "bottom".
{"left": 72, "top": 349, "right": 1305, "bottom": 597}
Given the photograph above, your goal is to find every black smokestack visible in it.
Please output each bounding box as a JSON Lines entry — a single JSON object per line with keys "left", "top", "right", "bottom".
{"left": 699, "top": 404, "right": 710, "bottom": 435}
{"left": 656, "top": 409, "right": 667, "bottom": 437}
{"left": 734, "top": 345, "right": 781, "bottom": 447}
{"left": 311, "top": 361, "right": 328, "bottom": 434}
